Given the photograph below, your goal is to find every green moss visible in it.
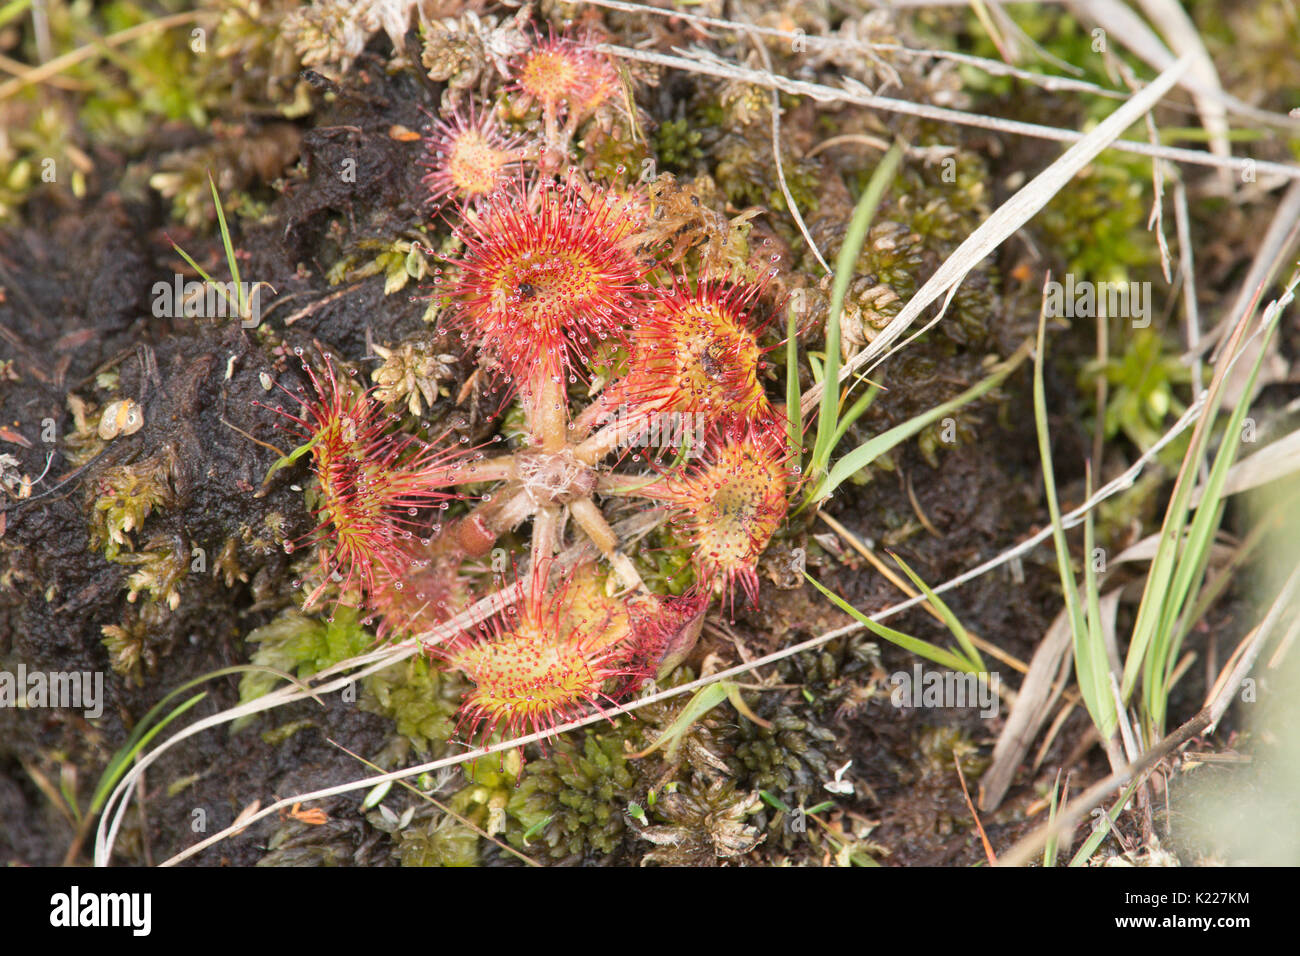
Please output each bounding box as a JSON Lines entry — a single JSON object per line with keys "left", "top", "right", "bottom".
{"left": 0, "top": 103, "right": 88, "bottom": 220}
{"left": 1189, "top": 1, "right": 1300, "bottom": 118}
{"left": 918, "top": 725, "right": 988, "bottom": 780}
{"left": 957, "top": 5, "right": 1149, "bottom": 119}
{"left": 636, "top": 777, "right": 763, "bottom": 865}
{"left": 117, "top": 541, "right": 188, "bottom": 610}
{"left": 78, "top": 1, "right": 214, "bottom": 134}
{"left": 636, "top": 524, "right": 697, "bottom": 597}
{"left": 831, "top": 154, "right": 996, "bottom": 356}
{"left": 713, "top": 124, "right": 821, "bottom": 216}
{"left": 652, "top": 118, "right": 704, "bottom": 171}
{"left": 238, "top": 606, "right": 376, "bottom": 704}
{"left": 733, "top": 710, "right": 836, "bottom": 806}
{"left": 1038, "top": 153, "right": 1158, "bottom": 282}
{"left": 101, "top": 603, "right": 171, "bottom": 685}
{"left": 362, "top": 655, "right": 465, "bottom": 758}
{"left": 507, "top": 730, "right": 638, "bottom": 861}
{"left": 325, "top": 236, "right": 432, "bottom": 295}
{"left": 88, "top": 448, "right": 178, "bottom": 562}
{"left": 395, "top": 809, "right": 482, "bottom": 867}
{"left": 1083, "top": 326, "right": 1192, "bottom": 455}
{"left": 581, "top": 123, "right": 651, "bottom": 183}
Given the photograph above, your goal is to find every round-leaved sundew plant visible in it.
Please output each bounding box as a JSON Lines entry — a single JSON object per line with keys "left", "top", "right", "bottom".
{"left": 645, "top": 423, "right": 791, "bottom": 613}
{"left": 245, "top": 16, "right": 802, "bottom": 771}
{"left": 448, "top": 174, "right": 650, "bottom": 450}
{"left": 437, "top": 559, "right": 651, "bottom": 745}
{"left": 421, "top": 101, "right": 529, "bottom": 209}
{"left": 577, "top": 275, "right": 783, "bottom": 454}
{"left": 257, "top": 351, "right": 474, "bottom": 609}
{"left": 509, "top": 31, "right": 620, "bottom": 155}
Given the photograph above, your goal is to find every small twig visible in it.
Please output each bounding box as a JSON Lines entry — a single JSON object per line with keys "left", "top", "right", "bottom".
{"left": 806, "top": 134, "right": 957, "bottom": 163}
{"left": 283, "top": 283, "right": 365, "bottom": 326}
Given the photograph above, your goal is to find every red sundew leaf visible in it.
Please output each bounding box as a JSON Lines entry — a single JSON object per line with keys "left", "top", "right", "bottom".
{"left": 643, "top": 422, "right": 792, "bottom": 613}
{"left": 254, "top": 351, "right": 475, "bottom": 606}
{"left": 448, "top": 175, "right": 652, "bottom": 394}
{"left": 620, "top": 276, "right": 780, "bottom": 423}
{"left": 420, "top": 100, "right": 529, "bottom": 210}
{"left": 509, "top": 30, "right": 620, "bottom": 121}
{"left": 435, "top": 560, "right": 653, "bottom": 749}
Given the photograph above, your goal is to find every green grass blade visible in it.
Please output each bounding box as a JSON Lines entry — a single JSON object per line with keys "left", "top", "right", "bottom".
{"left": 1069, "top": 778, "right": 1141, "bottom": 866}
{"left": 786, "top": 301, "right": 802, "bottom": 468}
{"left": 829, "top": 381, "right": 882, "bottom": 452}
{"left": 815, "top": 341, "right": 1030, "bottom": 502}
{"left": 170, "top": 238, "right": 242, "bottom": 317}
{"left": 1080, "top": 469, "right": 1116, "bottom": 738}
{"left": 0, "top": 0, "right": 32, "bottom": 29}
{"left": 1043, "top": 772, "right": 1061, "bottom": 867}
{"left": 809, "top": 141, "right": 905, "bottom": 484}
{"left": 629, "top": 681, "right": 730, "bottom": 761}
{"left": 170, "top": 240, "right": 215, "bottom": 286}
{"left": 889, "top": 551, "right": 985, "bottom": 672}
{"left": 805, "top": 572, "right": 979, "bottom": 672}
{"left": 1125, "top": 294, "right": 1285, "bottom": 710}
{"left": 1122, "top": 313, "right": 1281, "bottom": 703}
{"left": 88, "top": 663, "right": 313, "bottom": 815}
{"left": 1144, "top": 308, "right": 1281, "bottom": 728}
{"left": 1034, "top": 300, "right": 1116, "bottom": 739}
{"left": 208, "top": 172, "right": 246, "bottom": 316}
{"left": 90, "top": 693, "right": 206, "bottom": 815}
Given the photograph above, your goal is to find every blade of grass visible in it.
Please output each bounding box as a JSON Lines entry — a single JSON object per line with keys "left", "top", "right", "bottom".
{"left": 0, "top": 0, "right": 32, "bottom": 30}
{"left": 628, "top": 681, "right": 730, "bottom": 761}
{"left": 1043, "top": 770, "right": 1063, "bottom": 867}
{"left": 889, "top": 551, "right": 985, "bottom": 672}
{"left": 1125, "top": 280, "right": 1289, "bottom": 717}
{"left": 1143, "top": 306, "right": 1283, "bottom": 732}
{"left": 828, "top": 382, "right": 882, "bottom": 453}
{"left": 805, "top": 571, "right": 979, "bottom": 672}
{"left": 1033, "top": 288, "right": 1117, "bottom": 740}
{"left": 1082, "top": 464, "right": 1115, "bottom": 737}
{"left": 809, "top": 141, "right": 905, "bottom": 484}
{"left": 1068, "top": 778, "right": 1142, "bottom": 866}
{"left": 208, "top": 173, "right": 246, "bottom": 317}
{"left": 786, "top": 301, "right": 802, "bottom": 468}
{"left": 811, "top": 339, "right": 1031, "bottom": 503}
